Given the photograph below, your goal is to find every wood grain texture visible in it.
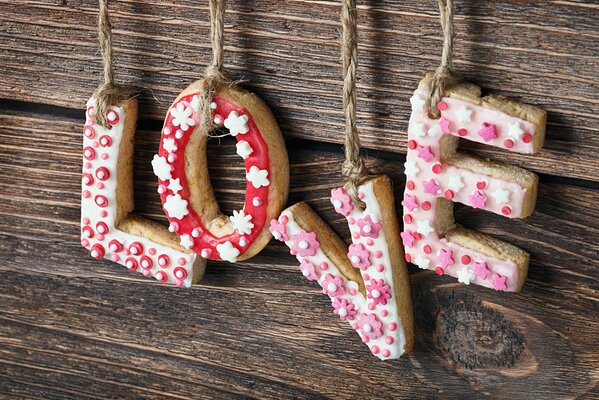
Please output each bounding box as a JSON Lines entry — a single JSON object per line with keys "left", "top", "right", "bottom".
{"left": 0, "top": 111, "right": 597, "bottom": 399}
{"left": 0, "top": 0, "right": 598, "bottom": 180}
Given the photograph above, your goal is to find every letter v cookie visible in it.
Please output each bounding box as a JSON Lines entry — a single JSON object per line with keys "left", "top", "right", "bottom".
{"left": 271, "top": 176, "right": 415, "bottom": 359}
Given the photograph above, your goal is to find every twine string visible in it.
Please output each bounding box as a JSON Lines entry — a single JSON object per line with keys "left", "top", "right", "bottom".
{"left": 426, "top": 0, "right": 461, "bottom": 119}
{"left": 94, "top": 0, "right": 131, "bottom": 128}
{"left": 341, "top": 0, "right": 368, "bottom": 208}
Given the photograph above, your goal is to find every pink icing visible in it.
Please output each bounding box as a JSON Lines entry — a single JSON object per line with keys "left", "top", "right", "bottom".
{"left": 321, "top": 273, "right": 346, "bottom": 297}
{"left": 347, "top": 243, "right": 371, "bottom": 270}
{"left": 366, "top": 279, "right": 392, "bottom": 306}
{"left": 331, "top": 187, "right": 354, "bottom": 216}
{"left": 357, "top": 215, "right": 381, "bottom": 238}
{"left": 332, "top": 298, "right": 357, "bottom": 321}
{"left": 356, "top": 313, "right": 383, "bottom": 341}
{"left": 299, "top": 259, "right": 319, "bottom": 281}
{"left": 290, "top": 229, "right": 320, "bottom": 257}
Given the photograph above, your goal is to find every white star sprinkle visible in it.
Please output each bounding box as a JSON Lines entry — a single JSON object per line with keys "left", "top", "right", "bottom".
{"left": 151, "top": 155, "right": 172, "bottom": 181}
{"left": 410, "top": 93, "right": 426, "bottom": 112}
{"left": 409, "top": 122, "right": 426, "bottom": 138}
{"left": 224, "top": 111, "right": 249, "bottom": 136}
{"left": 404, "top": 160, "right": 420, "bottom": 177}
{"left": 446, "top": 175, "right": 465, "bottom": 192}
{"left": 236, "top": 140, "right": 253, "bottom": 159}
{"left": 456, "top": 105, "right": 473, "bottom": 123}
{"left": 457, "top": 267, "right": 475, "bottom": 285}
{"left": 230, "top": 210, "right": 254, "bottom": 235}
{"left": 162, "top": 138, "right": 177, "bottom": 153}
{"left": 180, "top": 234, "right": 194, "bottom": 250}
{"left": 167, "top": 178, "right": 183, "bottom": 194}
{"left": 164, "top": 194, "right": 189, "bottom": 220}
{"left": 427, "top": 127, "right": 439, "bottom": 137}
{"left": 416, "top": 219, "right": 434, "bottom": 236}
{"left": 508, "top": 122, "right": 524, "bottom": 140}
{"left": 216, "top": 241, "right": 240, "bottom": 263}
{"left": 246, "top": 166, "right": 270, "bottom": 188}
{"left": 492, "top": 188, "right": 510, "bottom": 204}
{"left": 414, "top": 255, "right": 430, "bottom": 270}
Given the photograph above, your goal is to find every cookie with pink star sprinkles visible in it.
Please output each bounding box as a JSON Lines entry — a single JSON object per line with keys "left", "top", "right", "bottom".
{"left": 403, "top": 75, "right": 546, "bottom": 292}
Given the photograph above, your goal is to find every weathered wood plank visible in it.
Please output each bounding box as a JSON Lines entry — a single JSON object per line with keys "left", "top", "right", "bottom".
{"left": 0, "top": 0, "right": 598, "bottom": 180}
{"left": 0, "top": 111, "right": 597, "bottom": 398}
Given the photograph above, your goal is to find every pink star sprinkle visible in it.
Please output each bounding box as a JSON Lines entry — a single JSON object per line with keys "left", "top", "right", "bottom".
{"left": 478, "top": 122, "right": 498, "bottom": 142}
{"left": 290, "top": 229, "right": 320, "bottom": 257}
{"left": 491, "top": 273, "right": 508, "bottom": 291}
{"left": 269, "top": 217, "right": 288, "bottom": 241}
{"left": 437, "top": 249, "right": 455, "bottom": 268}
{"left": 469, "top": 190, "right": 487, "bottom": 209}
{"left": 400, "top": 230, "right": 416, "bottom": 248}
{"left": 321, "top": 273, "right": 346, "bottom": 297}
{"left": 473, "top": 261, "right": 490, "bottom": 280}
{"left": 356, "top": 313, "right": 383, "bottom": 340}
{"left": 423, "top": 179, "right": 441, "bottom": 195}
{"left": 417, "top": 145, "right": 435, "bottom": 163}
{"left": 347, "top": 243, "right": 371, "bottom": 270}
{"left": 299, "top": 259, "right": 319, "bottom": 281}
{"left": 330, "top": 187, "right": 354, "bottom": 216}
{"left": 366, "top": 278, "right": 392, "bottom": 306}
{"left": 439, "top": 117, "right": 451, "bottom": 134}
{"left": 332, "top": 298, "right": 357, "bottom": 321}
{"left": 357, "top": 215, "right": 382, "bottom": 238}
{"left": 402, "top": 194, "right": 419, "bottom": 211}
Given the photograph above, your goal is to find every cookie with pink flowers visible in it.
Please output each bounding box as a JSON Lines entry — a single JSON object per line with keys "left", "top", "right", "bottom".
{"left": 403, "top": 74, "right": 547, "bottom": 292}
{"left": 271, "top": 176, "right": 414, "bottom": 360}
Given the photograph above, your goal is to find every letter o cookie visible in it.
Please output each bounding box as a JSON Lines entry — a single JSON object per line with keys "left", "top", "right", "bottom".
{"left": 156, "top": 80, "right": 289, "bottom": 263}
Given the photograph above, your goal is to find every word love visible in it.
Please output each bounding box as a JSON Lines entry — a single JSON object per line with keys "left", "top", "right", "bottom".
{"left": 271, "top": 176, "right": 414, "bottom": 359}
{"left": 403, "top": 76, "right": 546, "bottom": 291}
{"left": 81, "top": 81, "right": 289, "bottom": 285}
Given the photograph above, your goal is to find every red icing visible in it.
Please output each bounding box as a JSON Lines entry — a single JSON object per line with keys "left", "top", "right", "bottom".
{"left": 159, "top": 94, "right": 270, "bottom": 260}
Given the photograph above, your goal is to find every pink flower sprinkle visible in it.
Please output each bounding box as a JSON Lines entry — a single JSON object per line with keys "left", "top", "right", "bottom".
{"left": 290, "top": 228, "right": 319, "bottom": 257}
{"left": 491, "top": 273, "right": 508, "bottom": 291}
{"left": 357, "top": 215, "right": 382, "bottom": 238}
{"left": 330, "top": 187, "right": 354, "bottom": 216}
{"left": 347, "top": 243, "right": 371, "bottom": 270}
{"left": 366, "top": 278, "right": 392, "bottom": 306}
{"left": 299, "top": 259, "right": 319, "bottom": 281}
{"left": 474, "top": 261, "right": 490, "bottom": 280}
{"left": 321, "top": 273, "right": 346, "bottom": 297}
{"left": 356, "top": 313, "right": 383, "bottom": 340}
{"left": 331, "top": 298, "right": 357, "bottom": 321}
{"left": 269, "top": 217, "right": 288, "bottom": 241}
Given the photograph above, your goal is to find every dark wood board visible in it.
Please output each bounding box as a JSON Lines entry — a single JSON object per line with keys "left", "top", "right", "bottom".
{"left": 0, "top": 0, "right": 598, "bottom": 180}
{"left": 1, "top": 0, "right": 598, "bottom": 398}
{"left": 0, "top": 111, "right": 597, "bottom": 399}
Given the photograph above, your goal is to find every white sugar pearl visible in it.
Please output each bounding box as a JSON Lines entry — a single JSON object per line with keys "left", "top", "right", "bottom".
{"left": 252, "top": 197, "right": 262, "bottom": 206}
{"left": 210, "top": 102, "right": 217, "bottom": 109}
{"left": 273, "top": 231, "right": 281, "bottom": 239}
{"left": 168, "top": 224, "right": 176, "bottom": 232}
{"left": 90, "top": 250, "right": 99, "bottom": 258}
{"left": 126, "top": 260, "right": 134, "bottom": 268}
{"left": 107, "top": 111, "right": 117, "bottom": 121}
{"left": 327, "top": 283, "right": 337, "bottom": 293}
{"left": 192, "top": 228, "right": 200, "bottom": 237}
{"left": 338, "top": 308, "right": 348, "bottom": 317}
{"left": 363, "top": 225, "right": 372, "bottom": 233}
{"left": 201, "top": 249, "right": 210, "bottom": 258}
{"left": 351, "top": 255, "right": 360, "bottom": 264}
{"left": 141, "top": 260, "right": 149, "bottom": 268}
{"left": 299, "top": 240, "right": 309, "bottom": 249}
{"left": 175, "top": 270, "right": 184, "bottom": 278}
{"left": 175, "top": 130, "right": 183, "bottom": 139}
{"left": 130, "top": 247, "right": 139, "bottom": 255}
{"left": 333, "top": 200, "right": 342, "bottom": 208}
{"left": 83, "top": 176, "right": 91, "bottom": 185}
{"left": 163, "top": 127, "right": 171, "bottom": 135}
{"left": 363, "top": 323, "right": 372, "bottom": 333}
{"left": 110, "top": 244, "right": 118, "bottom": 251}
{"left": 168, "top": 154, "right": 176, "bottom": 163}
{"left": 159, "top": 258, "right": 166, "bottom": 266}
{"left": 371, "top": 289, "right": 381, "bottom": 299}
{"left": 84, "top": 230, "right": 92, "bottom": 238}
{"left": 97, "top": 226, "right": 105, "bottom": 234}
{"left": 84, "top": 150, "right": 92, "bottom": 157}
{"left": 302, "top": 268, "right": 310, "bottom": 277}
{"left": 239, "top": 238, "right": 247, "bottom": 247}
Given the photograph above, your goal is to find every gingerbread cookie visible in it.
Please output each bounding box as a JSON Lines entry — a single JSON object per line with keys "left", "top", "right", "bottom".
{"left": 154, "top": 80, "right": 289, "bottom": 263}
{"left": 271, "top": 176, "right": 414, "bottom": 359}
{"left": 402, "top": 74, "right": 546, "bottom": 291}
{"left": 81, "top": 98, "right": 206, "bottom": 286}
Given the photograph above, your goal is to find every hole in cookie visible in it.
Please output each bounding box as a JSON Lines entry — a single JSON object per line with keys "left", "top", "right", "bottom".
{"left": 207, "top": 129, "right": 246, "bottom": 217}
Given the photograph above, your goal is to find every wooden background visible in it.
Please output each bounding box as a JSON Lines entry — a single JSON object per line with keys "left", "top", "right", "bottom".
{"left": 1, "top": 0, "right": 598, "bottom": 398}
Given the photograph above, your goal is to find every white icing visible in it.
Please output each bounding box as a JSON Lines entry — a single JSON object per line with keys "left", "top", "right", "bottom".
{"left": 224, "top": 111, "right": 249, "bottom": 136}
